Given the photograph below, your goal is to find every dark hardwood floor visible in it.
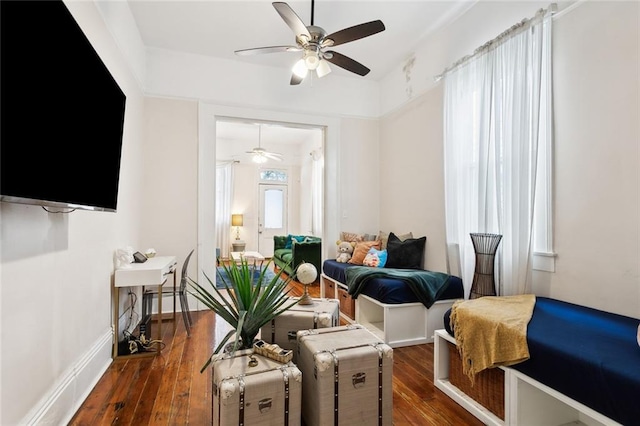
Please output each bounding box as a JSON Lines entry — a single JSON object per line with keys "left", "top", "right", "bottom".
{"left": 69, "top": 270, "right": 483, "bottom": 425}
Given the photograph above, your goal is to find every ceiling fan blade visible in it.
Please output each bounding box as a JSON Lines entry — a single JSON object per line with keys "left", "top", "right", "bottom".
{"left": 272, "top": 2, "right": 311, "bottom": 40}
{"left": 324, "top": 20, "right": 385, "bottom": 47}
{"left": 324, "top": 51, "right": 370, "bottom": 76}
{"left": 235, "top": 45, "right": 301, "bottom": 56}
{"left": 290, "top": 72, "right": 304, "bottom": 85}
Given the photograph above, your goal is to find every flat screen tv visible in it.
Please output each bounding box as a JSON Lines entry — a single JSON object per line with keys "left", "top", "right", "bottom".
{"left": 1, "top": 0, "right": 127, "bottom": 212}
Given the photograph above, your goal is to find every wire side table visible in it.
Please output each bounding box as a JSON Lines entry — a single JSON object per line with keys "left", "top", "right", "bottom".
{"left": 469, "top": 233, "right": 502, "bottom": 299}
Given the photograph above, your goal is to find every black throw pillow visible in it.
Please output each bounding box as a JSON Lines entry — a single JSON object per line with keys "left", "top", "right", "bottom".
{"left": 385, "top": 232, "right": 426, "bottom": 269}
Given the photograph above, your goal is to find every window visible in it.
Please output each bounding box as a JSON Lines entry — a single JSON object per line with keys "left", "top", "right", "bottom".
{"left": 260, "top": 169, "right": 287, "bottom": 182}
{"left": 443, "top": 8, "right": 554, "bottom": 296}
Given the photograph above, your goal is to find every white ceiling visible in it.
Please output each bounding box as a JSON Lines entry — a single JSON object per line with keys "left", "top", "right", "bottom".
{"left": 127, "top": 0, "right": 473, "bottom": 82}
{"left": 216, "top": 119, "right": 323, "bottom": 165}
{"left": 126, "top": 1, "right": 473, "bottom": 163}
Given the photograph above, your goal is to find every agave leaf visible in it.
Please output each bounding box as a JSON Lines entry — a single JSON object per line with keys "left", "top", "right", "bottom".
{"left": 188, "top": 257, "right": 300, "bottom": 372}
{"left": 188, "top": 273, "right": 239, "bottom": 327}
{"left": 201, "top": 328, "right": 236, "bottom": 373}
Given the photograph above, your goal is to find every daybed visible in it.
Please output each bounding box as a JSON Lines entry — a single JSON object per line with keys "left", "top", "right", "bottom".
{"left": 321, "top": 258, "right": 464, "bottom": 347}
{"left": 434, "top": 297, "right": 640, "bottom": 426}
{"left": 273, "top": 235, "right": 321, "bottom": 277}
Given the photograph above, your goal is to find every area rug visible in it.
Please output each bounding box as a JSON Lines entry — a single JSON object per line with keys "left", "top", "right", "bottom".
{"left": 215, "top": 266, "right": 277, "bottom": 288}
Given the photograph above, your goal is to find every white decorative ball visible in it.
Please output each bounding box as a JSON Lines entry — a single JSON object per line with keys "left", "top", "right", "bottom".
{"left": 297, "top": 262, "right": 318, "bottom": 285}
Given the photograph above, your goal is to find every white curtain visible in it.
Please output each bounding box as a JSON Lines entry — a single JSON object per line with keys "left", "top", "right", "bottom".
{"left": 443, "top": 9, "right": 552, "bottom": 297}
{"left": 310, "top": 148, "right": 324, "bottom": 236}
{"left": 216, "top": 162, "right": 234, "bottom": 259}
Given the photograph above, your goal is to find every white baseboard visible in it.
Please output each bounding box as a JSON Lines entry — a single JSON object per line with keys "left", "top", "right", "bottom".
{"left": 22, "top": 329, "right": 113, "bottom": 426}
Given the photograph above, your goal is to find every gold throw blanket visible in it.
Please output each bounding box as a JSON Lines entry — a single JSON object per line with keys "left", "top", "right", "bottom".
{"left": 450, "top": 294, "right": 536, "bottom": 384}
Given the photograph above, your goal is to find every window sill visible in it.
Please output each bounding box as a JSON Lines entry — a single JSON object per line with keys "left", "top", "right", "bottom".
{"left": 533, "top": 251, "right": 556, "bottom": 272}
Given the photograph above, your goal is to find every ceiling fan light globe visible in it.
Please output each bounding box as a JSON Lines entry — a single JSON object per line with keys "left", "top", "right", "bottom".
{"left": 316, "top": 60, "right": 331, "bottom": 78}
{"left": 252, "top": 153, "right": 268, "bottom": 164}
{"left": 292, "top": 59, "right": 308, "bottom": 78}
{"left": 304, "top": 54, "right": 320, "bottom": 70}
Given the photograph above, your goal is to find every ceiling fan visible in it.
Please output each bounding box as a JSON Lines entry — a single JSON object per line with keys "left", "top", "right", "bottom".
{"left": 235, "top": 1, "right": 385, "bottom": 85}
{"left": 246, "top": 124, "right": 283, "bottom": 163}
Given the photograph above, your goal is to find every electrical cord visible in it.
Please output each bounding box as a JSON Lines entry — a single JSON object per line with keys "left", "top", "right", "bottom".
{"left": 123, "top": 329, "right": 166, "bottom": 353}
{"left": 124, "top": 291, "right": 139, "bottom": 333}
{"left": 41, "top": 206, "right": 76, "bottom": 213}
{"left": 120, "top": 292, "right": 167, "bottom": 354}
{"left": 138, "top": 334, "right": 166, "bottom": 351}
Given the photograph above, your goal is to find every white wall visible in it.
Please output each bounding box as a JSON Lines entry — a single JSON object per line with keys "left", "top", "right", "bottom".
{"left": 377, "top": 1, "right": 639, "bottom": 318}
{"left": 231, "top": 164, "right": 258, "bottom": 250}
{"left": 379, "top": 87, "right": 447, "bottom": 273}
{"left": 539, "top": 1, "right": 639, "bottom": 316}
{"left": 338, "top": 118, "right": 381, "bottom": 237}
{"left": 140, "top": 97, "right": 199, "bottom": 316}
{"left": 140, "top": 97, "right": 198, "bottom": 260}
{"left": 0, "top": 1, "right": 146, "bottom": 424}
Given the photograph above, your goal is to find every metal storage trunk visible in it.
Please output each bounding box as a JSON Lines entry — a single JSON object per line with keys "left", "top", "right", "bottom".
{"left": 260, "top": 297, "right": 339, "bottom": 361}
{"left": 296, "top": 324, "right": 393, "bottom": 426}
{"left": 212, "top": 350, "right": 302, "bottom": 426}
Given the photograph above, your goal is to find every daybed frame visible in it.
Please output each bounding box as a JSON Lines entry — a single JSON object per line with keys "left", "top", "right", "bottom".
{"left": 434, "top": 329, "right": 623, "bottom": 426}
{"left": 321, "top": 273, "right": 457, "bottom": 347}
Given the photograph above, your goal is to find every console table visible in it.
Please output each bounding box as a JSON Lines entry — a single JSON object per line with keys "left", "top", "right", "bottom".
{"left": 230, "top": 250, "right": 265, "bottom": 268}
{"left": 113, "top": 255, "right": 177, "bottom": 358}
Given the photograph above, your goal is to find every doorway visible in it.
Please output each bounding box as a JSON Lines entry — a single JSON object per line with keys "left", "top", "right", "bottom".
{"left": 258, "top": 183, "right": 288, "bottom": 257}
{"left": 215, "top": 118, "right": 324, "bottom": 260}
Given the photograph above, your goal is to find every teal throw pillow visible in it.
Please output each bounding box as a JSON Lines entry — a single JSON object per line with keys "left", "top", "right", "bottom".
{"left": 363, "top": 248, "right": 388, "bottom": 268}
{"left": 284, "top": 234, "right": 294, "bottom": 249}
{"left": 285, "top": 234, "right": 306, "bottom": 249}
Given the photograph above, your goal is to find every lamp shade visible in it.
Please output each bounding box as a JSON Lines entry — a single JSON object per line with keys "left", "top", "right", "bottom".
{"left": 316, "top": 60, "right": 331, "bottom": 78}
{"left": 231, "top": 214, "right": 243, "bottom": 227}
{"left": 292, "top": 59, "right": 309, "bottom": 79}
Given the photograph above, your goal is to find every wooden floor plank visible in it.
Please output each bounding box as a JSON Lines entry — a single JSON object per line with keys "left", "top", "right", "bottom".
{"left": 70, "top": 273, "right": 483, "bottom": 425}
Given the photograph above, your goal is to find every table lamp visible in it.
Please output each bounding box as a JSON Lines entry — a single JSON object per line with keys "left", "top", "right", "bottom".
{"left": 231, "top": 214, "right": 243, "bottom": 240}
{"left": 296, "top": 262, "right": 318, "bottom": 305}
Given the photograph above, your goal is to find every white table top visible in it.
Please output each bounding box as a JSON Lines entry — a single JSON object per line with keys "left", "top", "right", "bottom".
{"left": 114, "top": 255, "right": 177, "bottom": 287}
{"left": 230, "top": 251, "right": 265, "bottom": 261}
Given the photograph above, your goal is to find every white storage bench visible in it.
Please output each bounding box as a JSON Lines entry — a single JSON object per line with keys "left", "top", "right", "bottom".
{"left": 356, "top": 293, "right": 455, "bottom": 347}
{"left": 434, "top": 329, "right": 624, "bottom": 426}
{"left": 321, "top": 272, "right": 459, "bottom": 347}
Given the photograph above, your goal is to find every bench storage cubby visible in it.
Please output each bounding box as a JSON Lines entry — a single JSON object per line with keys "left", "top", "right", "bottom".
{"left": 434, "top": 296, "right": 640, "bottom": 426}
{"left": 321, "top": 259, "right": 464, "bottom": 347}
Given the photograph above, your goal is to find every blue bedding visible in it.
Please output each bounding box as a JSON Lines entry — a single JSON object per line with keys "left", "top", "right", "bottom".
{"left": 322, "top": 259, "right": 463, "bottom": 304}
{"left": 445, "top": 297, "right": 640, "bottom": 425}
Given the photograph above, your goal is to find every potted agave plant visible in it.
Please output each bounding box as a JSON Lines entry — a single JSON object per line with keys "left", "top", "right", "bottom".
{"left": 188, "top": 257, "right": 299, "bottom": 372}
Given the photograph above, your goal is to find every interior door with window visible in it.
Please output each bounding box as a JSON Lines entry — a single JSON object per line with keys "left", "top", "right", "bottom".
{"left": 258, "top": 184, "right": 288, "bottom": 257}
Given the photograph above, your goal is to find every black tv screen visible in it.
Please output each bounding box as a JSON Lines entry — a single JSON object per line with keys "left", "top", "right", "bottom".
{"left": 1, "top": 0, "right": 126, "bottom": 212}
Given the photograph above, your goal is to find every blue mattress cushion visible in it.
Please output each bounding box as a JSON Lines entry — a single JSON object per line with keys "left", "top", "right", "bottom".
{"left": 443, "top": 297, "right": 640, "bottom": 425}
{"left": 322, "top": 259, "right": 463, "bottom": 304}
{"left": 515, "top": 297, "right": 640, "bottom": 425}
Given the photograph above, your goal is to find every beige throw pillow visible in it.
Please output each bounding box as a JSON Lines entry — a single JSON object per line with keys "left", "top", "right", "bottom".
{"left": 378, "top": 231, "right": 413, "bottom": 250}
{"left": 340, "top": 231, "right": 364, "bottom": 243}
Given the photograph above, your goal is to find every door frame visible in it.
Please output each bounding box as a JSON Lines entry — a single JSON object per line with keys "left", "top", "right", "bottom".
{"left": 198, "top": 105, "right": 340, "bottom": 310}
